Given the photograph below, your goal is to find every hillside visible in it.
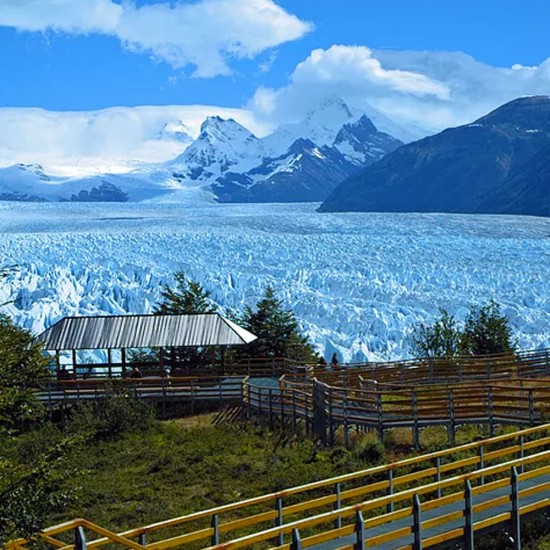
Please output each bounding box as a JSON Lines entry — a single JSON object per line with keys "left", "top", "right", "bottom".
{"left": 319, "top": 96, "right": 550, "bottom": 217}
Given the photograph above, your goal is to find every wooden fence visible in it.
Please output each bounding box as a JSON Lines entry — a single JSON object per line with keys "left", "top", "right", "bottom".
{"left": 8, "top": 423, "right": 550, "bottom": 550}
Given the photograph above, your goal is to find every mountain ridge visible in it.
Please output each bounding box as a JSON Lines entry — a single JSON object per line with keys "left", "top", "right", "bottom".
{"left": 319, "top": 96, "right": 550, "bottom": 217}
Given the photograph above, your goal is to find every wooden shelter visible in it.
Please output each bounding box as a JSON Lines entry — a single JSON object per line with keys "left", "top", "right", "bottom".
{"left": 35, "top": 313, "right": 257, "bottom": 378}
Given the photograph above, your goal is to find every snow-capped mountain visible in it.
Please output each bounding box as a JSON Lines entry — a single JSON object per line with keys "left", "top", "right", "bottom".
{"left": 213, "top": 104, "right": 403, "bottom": 203}
{"left": 214, "top": 139, "right": 358, "bottom": 203}
{"left": 0, "top": 97, "right": 403, "bottom": 203}
{"left": 168, "top": 116, "right": 265, "bottom": 186}
{"left": 158, "top": 120, "right": 194, "bottom": 145}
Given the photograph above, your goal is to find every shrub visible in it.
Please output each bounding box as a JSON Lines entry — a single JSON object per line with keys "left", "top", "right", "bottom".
{"left": 352, "top": 433, "right": 385, "bottom": 464}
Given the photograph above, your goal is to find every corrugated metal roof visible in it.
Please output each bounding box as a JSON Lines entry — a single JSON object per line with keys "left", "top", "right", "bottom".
{"left": 35, "top": 313, "right": 257, "bottom": 350}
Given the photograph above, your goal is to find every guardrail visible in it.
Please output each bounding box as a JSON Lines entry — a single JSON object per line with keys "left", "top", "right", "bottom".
{"left": 246, "top": 377, "right": 550, "bottom": 448}
{"left": 8, "top": 424, "right": 550, "bottom": 550}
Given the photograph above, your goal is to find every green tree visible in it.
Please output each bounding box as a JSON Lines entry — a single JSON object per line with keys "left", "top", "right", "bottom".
{"left": 0, "top": 437, "right": 77, "bottom": 545}
{"left": 154, "top": 271, "right": 216, "bottom": 315}
{"left": 410, "top": 309, "right": 461, "bottom": 358}
{"left": 410, "top": 301, "right": 516, "bottom": 358}
{"left": 459, "top": 301, "right": 515, "bottom": 355}
{"left": 238, "top": 287, "right": 318, "bottom": 362}
{"left": 0, "top": 314, "right": 50, "bottom": 430}
{"left": 153, "top": 272, "right": 217, "bottom": 369}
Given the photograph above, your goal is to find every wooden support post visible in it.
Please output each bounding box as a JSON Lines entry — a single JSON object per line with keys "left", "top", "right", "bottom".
{"left": 412, "top": 389, "right": 420, "bottom": 450}
{"left": 55, "top": 350, "right": 61, "bottom": 378}
{"left": 269, "top": 389, "right": 274, "bottom": 430}
{"left": 72, "top": 349, "right": 78, "bottom": 378}
{"left": 464, "top": 479, "right": 474, "bottom": 550}
{"left": 511, "top": 466, "right": 521, "bottom": 550}
{"left": 107, "top": 348, "right": 112, "bottom": 378}
{"left": 528, "top": 390, "right": 535, "bottom": 425}
{"left": 386, "top": 469, "right": 394, "bottom": 514}
{"left": 328, "top": 387, "right": 335, "bottom": 446}
{"left": 518, "top": 435, "right": 525, "bottom": 474}
{"left": 211, "top": 514, "right": 219, "bottom": 546}
{"left": 292, "top": 391, "right": 297, "bottom": 432}
{"left": 413, "top": 494, "right": 423, "bottom": 550}
{"left": 291, "top": 528, "right": 302, "bottom": 550}
{"left": 377, "top": 392, "right": 384, "bottom": 441}
{"left": 121, "top": 348, "right": 127, "bottom": 375}
{"left": 74, "top": 526, "right": 87, "bottom": 550}
{"left": 138, "top": 533, "right": 146, "bottom": 546}
{"left": 354, "top": 510, "right": 365, "bottom": 550}
{"left": 221, "top": 347, "right": 226, "bottom": 376}
{"left": 343, "top": 392, "right": 349, "bottom": 449}
{"left": 434, "top": 457, "right": 442, "bottom": 499}
{"left": 334, "top": 482, "right": 342, "bottom": 529}
{"left": 280, "top": 389, "right": 285, "bottom": 432}
{"left": 479, "top": 445, "right": 485, "bottom": 485}
{"left": 447, "top": 389, "right": 456, "bottom": 446}
{"left": 275, "top": 497, "right": 284, "bottom": 546}
{"left": 488, "top": 387, "right": 495, "bottom": 437}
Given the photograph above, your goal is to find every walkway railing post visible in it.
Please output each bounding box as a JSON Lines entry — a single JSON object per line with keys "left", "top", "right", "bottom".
{"left": 290, "top": 528, "right": 302, "bottom": 550}
{"left": 413, "top": 494, "right": 423, "bottom": 550}
{"left": 334, "top": 482, "right": 342, "bottom": 529}
{"left": 518, "top": 435, "right": 525, "bottom": 474}
{"left": 275, "top": 496, "right": 284, "bottom": 546}
{"left": 211, "top": 513, "right": 219, "bottom": 546}
{"left": 354, "top": 510, "right": 365, "bottom": 550}
{"left": 138, "top": 533, "right": 146, "bottom": 546}
{"left": 511, "top": 466, "right": 521, "bottom": 550}
{"left": 377, "top": 392, "right": 384, "bottom": 441}
{"left": 412, "top": 389, "right": 420, "bottom": 450}
{"left": 434, "top": 456, "right": 442, "bottom": 498}
{"left": 328, "top": 387, "right": 334, "bottom": 446}
{"left": 488, "top": 387, "right": 495, "bottom": 437}
{"left": 292, "top": 390, "right": 297, "bottom": 432}
{"left": 447, "top": 389, "right": 456, "bottom": 446}
{"left": 528, "top": 390, "right": 535, "bottom": 425}
{"left": 478, "top": 445, "right": 485, "bottom": 485}
{"left": 269, "top": 389, "right": 274, "bottom": 430}
{"left": 74, "top": 525, "right": 87, "bottom": 550}
{"left": 464, "top": 479, "right": 474, "bottom": 550}
{"left": 386, "top": 468, "right": 394, "bottom": 514}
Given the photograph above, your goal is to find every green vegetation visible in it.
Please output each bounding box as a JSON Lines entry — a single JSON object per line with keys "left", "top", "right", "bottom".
{"left": 237, "top": 286, "right": 319, "bottom": 362}
{"left": 411, "top": 300, "right": 516, "bottom": 357}
{"left": 154, "top": 271, "right": 216, "bottom": 315}
{"left": 3, "top": 415, "right": 387, "bottom": 541}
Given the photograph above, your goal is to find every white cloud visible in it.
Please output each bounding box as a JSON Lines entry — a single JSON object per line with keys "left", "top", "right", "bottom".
{"left": 0, "top": 0, "right": 312, "bottom": 77}
{"left": 0, "top": 105, "right": 271, "bottom": 174}
{"left": 249, "top": 45, "right": 550, "bottom": 137}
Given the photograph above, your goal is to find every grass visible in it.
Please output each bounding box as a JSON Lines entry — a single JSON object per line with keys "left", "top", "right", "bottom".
{"left": 21, "top": 415, "right": 380, "bottom": 535}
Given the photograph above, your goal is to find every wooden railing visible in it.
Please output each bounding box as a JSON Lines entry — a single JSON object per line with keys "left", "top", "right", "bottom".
{"left": 8, "top": 423, "right": 550, "bottom": 550}
{"left": 245, "top": 377, "right": 550, "bottom": 448}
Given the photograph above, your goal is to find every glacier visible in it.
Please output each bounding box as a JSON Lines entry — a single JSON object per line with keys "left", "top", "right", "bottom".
{"left": 0, "top": 201, "right": 549, "bottom": 362}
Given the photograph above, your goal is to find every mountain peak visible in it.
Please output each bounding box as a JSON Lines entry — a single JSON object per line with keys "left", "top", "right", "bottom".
{"left": 304, "top": 96, "right": 354, "bottom": 127}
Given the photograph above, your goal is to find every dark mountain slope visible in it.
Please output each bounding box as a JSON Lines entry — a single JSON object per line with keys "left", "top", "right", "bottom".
{"left": 319, "top": 96, "right": 550, "bottom": 216}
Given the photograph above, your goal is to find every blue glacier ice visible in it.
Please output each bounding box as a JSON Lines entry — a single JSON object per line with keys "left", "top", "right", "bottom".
{"left": 0, "top": 201, "right": 549, "bottom": 362}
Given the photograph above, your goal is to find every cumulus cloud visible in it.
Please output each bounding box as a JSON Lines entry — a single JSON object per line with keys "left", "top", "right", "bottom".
{"left": 249, "top": 45, "right": 550, "bottom": 138}
{"left": 0, "top": 0, "right": 312, "bottom": 77}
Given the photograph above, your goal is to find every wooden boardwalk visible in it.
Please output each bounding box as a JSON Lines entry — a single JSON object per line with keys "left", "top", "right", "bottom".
{"left": 8, "top": 424, "right": 550, "bottom": 550}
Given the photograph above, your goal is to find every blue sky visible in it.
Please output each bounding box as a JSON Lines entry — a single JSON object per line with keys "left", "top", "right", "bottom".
{"left": 1, "top": 0, "right": 550, "bottom": 169}
{"left": 1, "top": 0, "right": 550, "bottom": 111}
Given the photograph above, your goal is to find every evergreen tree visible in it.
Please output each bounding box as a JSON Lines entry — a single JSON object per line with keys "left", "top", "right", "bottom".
{"left": 153, "top": 272, "right": 216, "bottom": 369}
{"left": 238, "top": 287, "right": 318, "bottom": 362}
{"left": 154, "top": 271, "right": 216, "bottom": 315}
{"left": 459, "top": 300, "right": 515, "bottom": 355}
